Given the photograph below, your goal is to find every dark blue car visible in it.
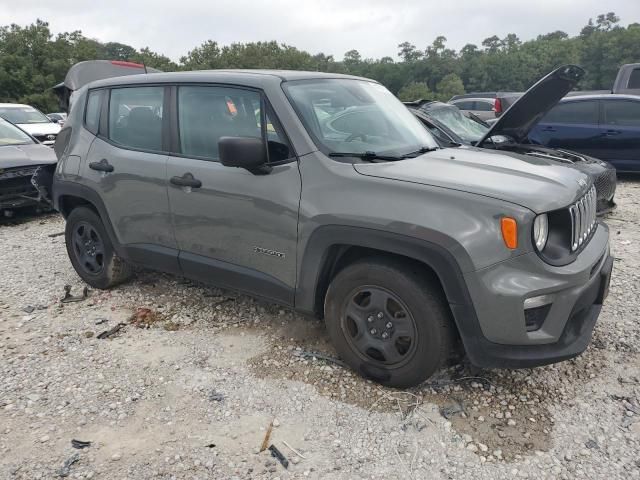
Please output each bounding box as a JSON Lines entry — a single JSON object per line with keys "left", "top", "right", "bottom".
{"left": 529, "top": 94, "right": 640, "bottom": 172}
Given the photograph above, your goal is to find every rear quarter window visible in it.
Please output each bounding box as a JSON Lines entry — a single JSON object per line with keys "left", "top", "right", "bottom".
{"left": 84, "top": 90, "right": 103, "bottom": 135}
{"left": 542, "top": 101, "right": 599, "bottom": 124}
{"left": 628, "top": 69, "right": 640, "bottom": 89}
{"left": 108, "top": 87, "right": 164, "bottom": 151}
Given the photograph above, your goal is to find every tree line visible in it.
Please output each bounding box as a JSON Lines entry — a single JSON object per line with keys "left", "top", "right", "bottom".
{"left": 0, "top": 12, "right": 638, "bottom": 112}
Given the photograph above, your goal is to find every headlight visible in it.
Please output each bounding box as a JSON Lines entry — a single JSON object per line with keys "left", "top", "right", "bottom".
{"left": 533, "top": 214, "right": 548, "bottom": 251}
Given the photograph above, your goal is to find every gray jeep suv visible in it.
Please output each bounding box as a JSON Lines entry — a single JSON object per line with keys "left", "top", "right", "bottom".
{"left": 52, "top": 70, "right": 613, "bottom": 387}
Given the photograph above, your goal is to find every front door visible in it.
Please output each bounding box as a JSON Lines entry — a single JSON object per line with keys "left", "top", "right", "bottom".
{"left": 599, "top": 98, "right": 640, "bottom": 171}
{"left": 166, "top": 85, "right": 300, "bottom": 304}
{"left": 83, "top": 85, "right": 179, "bottom": 272}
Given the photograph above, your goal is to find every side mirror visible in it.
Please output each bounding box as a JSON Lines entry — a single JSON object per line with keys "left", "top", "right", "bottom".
{"left": 219, "top": 136, "right": 270, "bottom": 174}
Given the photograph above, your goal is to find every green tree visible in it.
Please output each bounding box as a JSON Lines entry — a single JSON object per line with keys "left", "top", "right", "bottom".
{"left": 435, "top": 73, "right": 465, "bottom": 101}
{"left": 397, "top": 82, "right": 432, "bottom": 101}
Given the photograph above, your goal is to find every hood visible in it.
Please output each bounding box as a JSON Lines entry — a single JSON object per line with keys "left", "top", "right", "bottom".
{"left": 353, "top": 147, "right": 591, "bottom": 214}
{"left": 477, "top": 65, "right": 585, "bottom": 147}
{"left": 0, "top": 143, "right": 58, "bottom": 169}
{"left": 17, "top": 122, "right": 61, "bottom": 136}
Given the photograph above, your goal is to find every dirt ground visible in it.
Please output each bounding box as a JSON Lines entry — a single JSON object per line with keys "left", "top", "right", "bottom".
{"left": 1, "top": 179, "right": 639, "bottom": 479}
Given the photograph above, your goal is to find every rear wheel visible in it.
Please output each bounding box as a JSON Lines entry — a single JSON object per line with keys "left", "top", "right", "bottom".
{"left": 65, "top": 207, "right": 132, "bottom": 289}
{"left": 324, "top": 257, "right": 453, "bottom": 388}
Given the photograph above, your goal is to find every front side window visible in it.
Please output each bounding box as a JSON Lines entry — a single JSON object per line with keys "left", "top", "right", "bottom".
{"left": 473, "top": 101, "right": 494, "bottom": 112}
{"left": 542, "top": 101, "right": 598, "bottom": 124}
{"left": 178, "top": 86, "right": 291, "bottom": 162}
{"left": 0, "top": 118, "right": 34, "bottom": 146}
{"left": 108, "top": 86, "right": 164, "bottom": 151}
{"left": 628, "top": 68, "right": 640, "bottom": 89}
{"left": 284, "top": 79, "right": 437, "bottom": 156}
{"left": 452, "top": 100, "right": 474, "bottom": 110}
{"left": 0, "top": 106, "right": 51, "bottom": 124}
{"left": 602, "top": 100, "right": 640, "bottom": 127}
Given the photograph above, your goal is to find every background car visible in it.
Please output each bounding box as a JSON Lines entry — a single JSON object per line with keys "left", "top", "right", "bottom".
{"left": 0, "top": 103, "right": 61, "bottom": 146}
{"left": 528, "top": 94, "right": 640, "bottom": 173}
{"left": 47, "top": 112, "right": 67, "bottom": 125}
{"left": 448, "top": 96, "right": 501, "bottom": 121}
{"left": 0, "top": 117, "right": 57, "bottom": 215}
{"left": 406, "top": 66, "right": 618, "bottom": 214}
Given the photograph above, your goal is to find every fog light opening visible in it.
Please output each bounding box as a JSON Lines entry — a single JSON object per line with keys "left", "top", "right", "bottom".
{"left": 523, "top": 294, "right": 554, "bottom": 332}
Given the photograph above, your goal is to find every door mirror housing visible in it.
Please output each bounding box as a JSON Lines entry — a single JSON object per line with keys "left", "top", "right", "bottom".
{"left": 219, "top": 136, "right": 270, "bottom": 174}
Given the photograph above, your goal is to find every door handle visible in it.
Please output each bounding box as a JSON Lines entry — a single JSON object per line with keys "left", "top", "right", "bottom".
{"left": 89, "top": 158, "right": 114, "bottom": 173}
{"left": 601, "top": 129, "right": 622, "bottom": 136}
{"left": 170, "top": 172, "right": 202, "bottom": 188}
{"left": 541, "top": 126, "right": 556, "bottom": 132}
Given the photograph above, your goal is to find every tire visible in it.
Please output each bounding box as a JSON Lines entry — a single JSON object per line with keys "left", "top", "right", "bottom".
{"left": 324, "top": 257, "right": 454, "bottom": 388}
{"left": 65, "top": 206, "right": 132, "bottom": 289}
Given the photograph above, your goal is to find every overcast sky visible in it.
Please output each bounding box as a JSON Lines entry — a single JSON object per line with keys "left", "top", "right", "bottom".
{"left": 4, "top": 0, "right": 640, "bottom": 61}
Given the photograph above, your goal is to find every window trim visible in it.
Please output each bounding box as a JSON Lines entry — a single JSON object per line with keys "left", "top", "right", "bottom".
{"left": 98, "top": 84, "right": 171, "bottom": 156}
{"left": 170, "top": 82, "right": 296, "bottom": 165}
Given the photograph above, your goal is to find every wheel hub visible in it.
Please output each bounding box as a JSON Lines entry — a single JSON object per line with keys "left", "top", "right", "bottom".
{"left": 366, "top": 311, "right": 394, "bottom": 340}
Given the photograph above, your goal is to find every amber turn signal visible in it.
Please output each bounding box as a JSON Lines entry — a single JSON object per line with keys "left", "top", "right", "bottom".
{"left": 501, "top": 217, "right": 518, "bottom": 249}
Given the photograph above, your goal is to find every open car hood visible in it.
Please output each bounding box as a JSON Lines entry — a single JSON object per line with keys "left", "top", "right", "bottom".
{"left": 477, "top": 65, "right": 585, "bottom": 147}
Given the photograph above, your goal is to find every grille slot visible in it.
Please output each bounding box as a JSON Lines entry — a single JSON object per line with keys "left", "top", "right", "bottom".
{"left": 568, "top": 186, "right": 597, "bottom": 252}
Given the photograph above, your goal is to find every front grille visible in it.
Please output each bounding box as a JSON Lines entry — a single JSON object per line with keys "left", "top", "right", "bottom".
{"left": 33, "top": 133, "right": 57, "bottom": 144}
{"left": 568, "top": 186, "right": 597, "bottom": 252}
{"left": 594, "top": 168, "right": 616, "bottom": 202}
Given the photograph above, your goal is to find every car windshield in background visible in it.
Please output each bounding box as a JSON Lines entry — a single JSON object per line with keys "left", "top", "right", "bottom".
{"left": 0, "top": 119, "right": 34, "bottom": 146}
{"left": 425, "top": 105, "right": 488, "bottom": 144}
{"left": 0, "top": 106, "right": 51, "bottom": 124}
{"left": 284, "top": 79, "right": 438, "bottom": 157}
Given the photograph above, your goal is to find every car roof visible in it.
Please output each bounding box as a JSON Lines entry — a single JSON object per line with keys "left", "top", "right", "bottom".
{"left": 561, "top": 93, "right": 640, "bottom": 101}
{"left": 451, "top": 97, "right": 494, "bottom": 102}
{"left": 87, "top": 69, "right": 373, "bottom": 90}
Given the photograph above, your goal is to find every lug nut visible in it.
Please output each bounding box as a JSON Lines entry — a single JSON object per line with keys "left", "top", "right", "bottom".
{"left": 377, "top": 312, "right": 384, "bottom": 319}
{"left": 367, "top": 316, "right": 374, "bottom": 323}
{"left": 381, "top": 332, "right": 389, "bottom": 339}
{"left": 370, "top": 328, "right": 377, "bottom": 335}
{"left": 386, "top": 322, "right": 393, "bottom": 328}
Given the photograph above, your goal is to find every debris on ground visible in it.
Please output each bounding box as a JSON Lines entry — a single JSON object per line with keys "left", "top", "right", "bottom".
{"left": 47, "top": 231, "right": 65, "bottom": 238}
{"left": 292, "top": 349, "right": 348, "bottom": 369}
{"left": 208, "top": 389, "right": 225, "bottom": 402}
{"left": 71, "top": 439, "right": 92, "bottom": 449}
{"left": 56, "top": 453, "right": 80, "bottom": 477}
{"left": 268, "top": 444, "right": 289, "bottom": 469}
{"left": 440, "top": 399, "right": 465, "bottom": 419}
{"left": 60, "top": 285, "right": 88, "bottom": 304}
{"left": 94, "top": 317, "right": 108, "bottom": 325}
{"left": 97, "top": 322, "right": 127, "bottom": 340}
{"left": 260, "top": 420, "right": 274, "bottom": 452}
{"left": 129, "top": 307, "right": 162, "bottom": 328}
{"left": 282, "top": 439, "right": 307, "bottom": 459}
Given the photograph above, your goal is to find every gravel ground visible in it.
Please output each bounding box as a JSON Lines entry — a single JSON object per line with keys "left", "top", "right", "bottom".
{"left": 1, "top": 179, "right": 639, "bottom": 480}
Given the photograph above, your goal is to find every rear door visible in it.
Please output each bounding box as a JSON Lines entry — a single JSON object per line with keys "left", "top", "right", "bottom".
{"left": 83, "top": 85, "right": 179, "bottom": 272}
{"left": 528, "top": 99, "right": 601, "bottom": 157}
{"left": 599, "top": 98, "right": 640, "bottom": 171}
{"left": 166, "top": 85, "right": 300, "bottom": 304}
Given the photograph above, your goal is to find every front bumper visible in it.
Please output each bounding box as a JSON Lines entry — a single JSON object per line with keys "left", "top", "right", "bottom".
{"left": 459, "top": 222, "right": 611, "bottom": 368}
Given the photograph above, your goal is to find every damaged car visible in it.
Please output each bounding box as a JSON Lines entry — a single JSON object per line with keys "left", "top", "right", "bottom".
{"left": 0, "top": 103, "right": 61, "bottom": 146}
{"left": 406, "top": 65, "right": 617, "bottom": 214}
{"left": 0, "top": 117, "right": 56, "bottom": 216}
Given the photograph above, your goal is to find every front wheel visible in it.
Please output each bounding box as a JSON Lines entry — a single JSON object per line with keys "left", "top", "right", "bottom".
{"left": 65, "top": 206, "right": 132, "bottom": 289}
{"left": 324, "top": 258, "right": 454, "bottom": 388}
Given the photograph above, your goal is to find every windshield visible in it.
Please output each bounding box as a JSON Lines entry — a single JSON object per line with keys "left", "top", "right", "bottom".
{"left": 0, "top": 119, "right": 34, "bottom": 146}
{"left": 425, "top": 105, "right": 489, "bottom": 144}
{"left": 284, "top": 79, "right": 438, "bottom": 157}
{"left": 0, "top": 106, "right": 51, "bottom": 125}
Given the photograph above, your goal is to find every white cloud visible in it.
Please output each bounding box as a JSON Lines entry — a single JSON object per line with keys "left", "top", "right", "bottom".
{"left": 3, "top": 0, "right": 639, "bottom": 61}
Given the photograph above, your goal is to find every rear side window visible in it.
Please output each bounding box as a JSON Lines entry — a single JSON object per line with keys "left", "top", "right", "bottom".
{"left": 108, "top": 87, "right": 164, "bottom": 151}
{"left": 85, "top": 90, "right": 103, "bottom": 134}
{"left": 628, "top": 68, "right": 640, "bottom": 89}
{"left": 453, "top": 101, "right": 473, "bottom": 110}
{"left": 542, "top": 101, "right": 598, "bottom": 124}
{"left": 473, "top": 101, "right": 494, "bottom": 112}
{"left": 603, "top": 100, "right": 640, "bottom": 127}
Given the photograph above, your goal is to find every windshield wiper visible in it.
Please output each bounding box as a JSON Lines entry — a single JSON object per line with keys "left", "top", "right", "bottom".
{"left": 400, "top": 146, "right": 439, "bottom": 158}
{"left": 328, "top": 151, "right": 404, "bottom": 162}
